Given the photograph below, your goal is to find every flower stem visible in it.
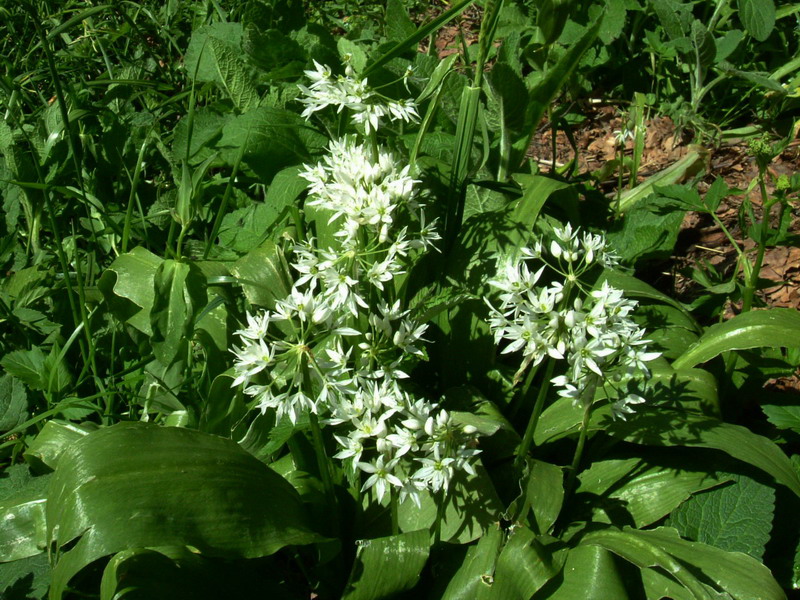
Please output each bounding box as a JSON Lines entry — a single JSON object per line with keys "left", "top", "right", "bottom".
{"left": 514, "top": 358, "right": 555, "bottom": 472}
{"left": 390, "top": 488, "right": 399, "bottom": 536}
{"left": 564, "top": 398, "right": 594, "bottom": 499}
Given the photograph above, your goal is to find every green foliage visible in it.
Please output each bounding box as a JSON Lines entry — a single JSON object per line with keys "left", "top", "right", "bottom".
{"left": 0, "top": 0, "right": 798, "bottom": 597}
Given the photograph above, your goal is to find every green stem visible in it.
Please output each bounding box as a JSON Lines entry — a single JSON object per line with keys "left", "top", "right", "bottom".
{"left": 390, "top": 488, "right": 399, "bottom": 536}
{"left": 742, "top": 171, "right": 772, "bottom": 312}
{"left": 564, "top": 397, "right": 594, "bottom": 500}
{"left": 513, "top": 359, "right": 555, "bottom": 471}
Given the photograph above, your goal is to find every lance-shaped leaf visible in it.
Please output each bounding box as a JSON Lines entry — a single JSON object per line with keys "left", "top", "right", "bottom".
{"left": 672, "top": 308, "right": 800, "bottom": 370}
{"left": 46, "top": 422, "right": 320, "bottom": 599}
{"left": 583, "top": 526, "right": 784, "bottom": 600}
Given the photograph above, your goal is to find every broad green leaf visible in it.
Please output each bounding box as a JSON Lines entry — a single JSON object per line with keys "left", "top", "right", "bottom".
{"left": 599, "top": 269, "right": 699, "bottom": 326}
{"left": 537, "top": 0, "right": 574, "bottom": 44}
{"left": 0, "top": 374, "right": 28, "bottom": 432}
{"left": 399, "top": 465, "right": 503, "bottom": 544}
{"left": 616, "top": 151, "right": 706, "bottom": 214}
{"left": 216, "top": 107, "right": 315, "bottom": 180}
{"left": 46, "top": 422, "right": 319, "bottom": 599}
{"left": 99, "top": 547, "right": 297, "bottom": 600}
{"left": 385, "top": 0, "right": 416, "bottom": 41}
{"left": 0, "top": 552, "right": 50, "bottom": 600}
{"left": 150, "top": 260, "right": 203, "bottom": 367}
{"left": 441, "top": 525, "right": 502, "bottom": 600}
{"left": 587, "top": 526, "right": 784, "bottom": 599}
{"left": 208, "top": 37, "right": 259, "bottom": 112}
{"left": 690, "top": 20, "right": 716, "bottom": 67}
{"left": 762, "top": 402, "right": 800, "bottom": 434}
{"left": 523, "top": 460, "right": 564, "bottom": 535}
{"left": 23, "top": 420, "right": 95, "bottom": 471}
{"left": 667, "top": 472, "right": 774, "bottom": 560}
{"left": 184, "top": 22, "right": 243, "bottom": 83}
{"left": 1, "top": 348, "right": 45, "bottom": 391}
{"left": 578, "top": 457, "right": 730, "bottom": 528}
{"left": 608, "top": 409, "right": 800, "bottom": 497}
{"left": 546, "top": 544, "right": 628, "bottom": 600}
{"left": 342, "top": 530, "right": 430, "bottom": 600}
{"left": 738, "top": 0, "right": 776, "bottom": 41}
{"left": 607, "top": 193, "right": 686, "bottom": 265}
{"left": 98, "top": 247, "right": 163, "bottom": 336}
{"left": 218, "top": 166, "right": 308, "bottom": 252}
{"left": 0, "top": 465, "right": 50, "bottom": 562}
{"left": 715, "top": 29, "right": 744, "bottom": 63}
{"left": 511, "top": 174, "right": 576, "bottom": 229}
{"left": 491, "top": 528, "right": 566, "bottom": 599}
{"left": 672, "top": 308, "right": 800, "bottom": 369}
{"left": 463, "top": 184, "right": 508, "bottom": 220}
{"left": 231, "top": 240, "right": 292, "bottom": 309}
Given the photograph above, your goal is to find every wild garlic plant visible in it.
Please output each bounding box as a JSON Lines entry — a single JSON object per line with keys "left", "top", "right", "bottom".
{"left": 486, "top": 225, "right": 660, "bottom": 479}
{"left": 231, "top": 62, "right": 479, "bottom": 514}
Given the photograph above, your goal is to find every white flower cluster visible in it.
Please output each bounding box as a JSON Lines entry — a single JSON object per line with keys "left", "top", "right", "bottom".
{"left": 231, "top": 73, "right": 477, "bottom": 506}
{"left": 298, "top": 60, "right": 420, "bottom": 134}
{"left": 486, "top": 225, "right": 659, "bottom": 420}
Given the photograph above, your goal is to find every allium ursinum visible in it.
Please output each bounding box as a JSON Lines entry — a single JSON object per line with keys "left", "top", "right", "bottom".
{"left": 230, "top": 73, "right": 477, "bottom": 507}
{"left": 297, "top": 60, "right": 420, "bottom": 134}
{"left": 486, "top": 225, "right": 659, "bottom": 420}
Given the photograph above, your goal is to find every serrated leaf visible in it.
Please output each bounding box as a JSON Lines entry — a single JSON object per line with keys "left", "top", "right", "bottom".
{"left": 738, "top": 0, "right": 776, "bottom": 41}
{"left": 0, "top": 552, "right": 50, "bottom": 599}
{"left": 385, "top": 0, "right": 416, "bottom": 42}
{"left": 342, "top": 530, "right": 430, "bottom": 600}
{"left": 762, "top": 402, "right": 800, "bottom": 434}
{"left": 672, "top": 308, "right": 800, "bottom": 369}
{"left": 216, "top": 107, "right": 314, "bottom": 181}
{"left": 207, "top": 37, "right": 259, "bottom": 112}
{"left": 668, "top": 471, "right": 774, "bottom": 560}
{"left": 46, "top": 422, "right": 320, "bottom": 600}
{"left": 0, "top": 374, "right": 28, "bottom": 432}
{"left": 0, "top": 348, "right": 45, "bottom": 391}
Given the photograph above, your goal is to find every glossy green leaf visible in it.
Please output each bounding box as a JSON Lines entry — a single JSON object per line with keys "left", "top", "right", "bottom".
{"left": 150, "top": 260, "right": 199, "bottom": 366}
{"left": 0, "top": 465, "right": 50, "bottom": 562}
{"left": 672, "top": 308, "right": 800, "bottom": 369}
{"left": 46, "top": 422, "right": 319, "bottom": 599}
{"left": 342, "top": 530, "right": 430, "bottom": 600}
{"left": 441, "top": 525, "right": 502, "bottom": 600}
{"left": 216, "top": 107, "right": 315, "bottom": 180}
{"left": 98, "top": 247, "right": 163, "bottom": 336}
{"left": 399, "top": 465, "right": 503, "bottom": 544}
{"left": 523, "top": 460, "right": 564, "bottom": 535}
{"left": 23, "top": 420, "right": 95, "bottom": 471}
{"left": 231, "top": 240, "right": 292, "bottom": 309}
{"left": 586, "top": 526, "right": 784, "bottom": 599}
{"left": 491, "top": 528, "right": 566, "bottom": 599}
{"left": 546, "top": 544, "right": 628, "bottom": 600}
{"left": 609, "top": 409, "right": 800, "bottom": 497}
{"left": 578, "top": 458, "right": 730, "bottom": 528}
